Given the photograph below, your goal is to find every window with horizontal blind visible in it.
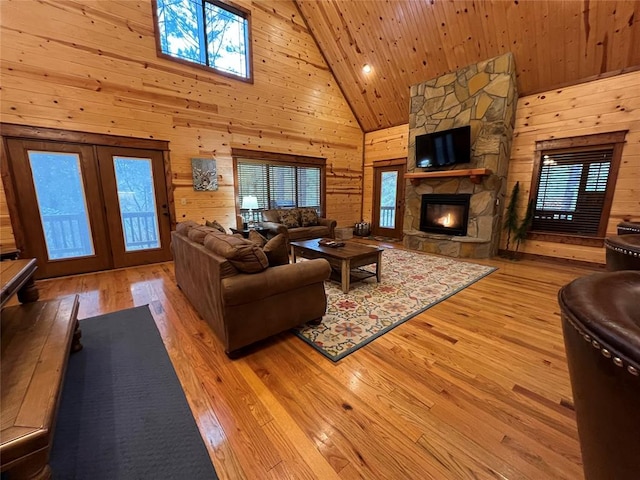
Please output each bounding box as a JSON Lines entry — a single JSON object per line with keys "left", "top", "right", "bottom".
{"left": 233, "top": 149, "right": 326, "bottom": 223}
{"left": 529, "top": 131, "right": 626, "bottom": 245}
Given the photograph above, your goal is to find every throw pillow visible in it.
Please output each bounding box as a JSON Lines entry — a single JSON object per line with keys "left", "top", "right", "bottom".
{"left": 248, "top": 229, "right": 268, "bottom": 247}
{"left": 299, "top": 208, "right": 319, "bottom": 227}
{"left": 279, "top": 209, "right": 300, "bottom": 228}
{"left": 205, "top": 220, "right": 227, "bottom": 234}
{"left": 203, "top": 233, "right": 268, "bottom": 273}
{"left": 261, "top": 209, "right": 281, "bottom": 223}
{"left": 176, "top": 220, "right": 199, "bottom": 236}
{"left": 263, "top": 234, "right": 289, "bottom": 266}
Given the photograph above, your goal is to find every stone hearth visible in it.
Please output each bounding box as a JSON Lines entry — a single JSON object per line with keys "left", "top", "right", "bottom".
{"left": 404, "top": 53, "right": 518, "bottom": 258}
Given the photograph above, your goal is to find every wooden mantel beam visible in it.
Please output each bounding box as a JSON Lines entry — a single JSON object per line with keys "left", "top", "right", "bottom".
{"left": 404, "top": 168, "right": 492, "bottom": 186}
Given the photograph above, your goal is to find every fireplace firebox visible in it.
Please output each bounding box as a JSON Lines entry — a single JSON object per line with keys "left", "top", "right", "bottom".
{"left": 420, "top": 194, "right": 471, "bottom": 236}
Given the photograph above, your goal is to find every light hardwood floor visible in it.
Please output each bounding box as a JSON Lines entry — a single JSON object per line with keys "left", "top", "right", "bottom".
{"left": 37, "top": 246, "right": 597, "bottom": 480}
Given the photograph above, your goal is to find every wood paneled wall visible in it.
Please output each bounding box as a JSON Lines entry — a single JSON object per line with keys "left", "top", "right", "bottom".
{"left": 504, "top": 70, "right": 640, "bottom": 264}
{"left": 362, "top": 71, "right": 640, "bottom": 264}
{"left": 0, "top": 0, "right": 363, "bottom": 248}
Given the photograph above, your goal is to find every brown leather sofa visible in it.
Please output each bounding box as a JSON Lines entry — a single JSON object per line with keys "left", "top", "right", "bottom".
{"left": 558, "top": 271, "right": 640, "bottom": 480}
{"left": 261, "top": 208, "right": 336, "bottom": 245}
{"left": 171, "top": 221, "right": 331, "bottom": 357}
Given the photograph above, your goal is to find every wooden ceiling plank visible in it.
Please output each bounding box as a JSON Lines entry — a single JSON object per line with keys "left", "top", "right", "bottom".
{"left": 333, "top": 1, "right": 382, "bottom": 130}
{"left": 578, "top": 0, "right": 595, "bottom": 79}
{"left": 349, "top": 2, "right": 393, "bottom": 125}
{"left": 560, "top": 0, "right": 579, "bottom": 88}
{"left": 296, "top": 0, "right": 640, "bottom": 132}
{"left": 593, "top": 0, "right": 613, "bottom": 75}
{"left": 609, "top": 1, "right": 635, "bottom": 70}
{"left": 630, "top": 1, "right": 640, "bottom": 66}
{"left": 362, "top": 3, "right": 411, "bottom": 130}
{"left": 406, "top": 1, "right": 448, "bottom": 81}
{"left": 297, "top": 0, "right": 377, "bottom": 130}
{"left": 431, "top": 1, "right": 466, "bottom": 73}
{"left": 464, "top": 0, "right": 492, "bottom": 63}
{"left": 534, "top": 1, "right": 553, "bottom": 95}
{"left": 368, "top": 2, "right": 417, "bottom": 127}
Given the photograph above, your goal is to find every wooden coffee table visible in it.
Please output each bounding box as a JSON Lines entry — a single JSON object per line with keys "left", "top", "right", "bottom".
{"left": 290, "top": 239, "right": 383, "bottom": 293}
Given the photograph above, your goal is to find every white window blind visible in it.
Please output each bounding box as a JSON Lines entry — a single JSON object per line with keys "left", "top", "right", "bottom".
{"left": 532, "top": 149, "right": 613, "bottom": 236}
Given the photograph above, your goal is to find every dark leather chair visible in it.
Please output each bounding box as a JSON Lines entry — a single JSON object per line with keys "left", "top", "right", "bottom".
{"left": 605, "top": 234, "right": 640, "bottom": 271}
{"left": 604, "top": 220, "right": 640, "bottom": 271}
{"left": 617, "top": 221, "right": 640, "bottom": 235}
{"left": 559, "top": 271, "right": 640, "bottom": 480}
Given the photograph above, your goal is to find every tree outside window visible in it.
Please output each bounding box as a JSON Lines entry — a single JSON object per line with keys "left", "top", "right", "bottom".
{"left": 154, "top": 0, "right": 251, "bottom": 81}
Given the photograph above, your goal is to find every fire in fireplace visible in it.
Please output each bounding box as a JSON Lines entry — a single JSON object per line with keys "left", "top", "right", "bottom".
{"left": 420, "top": 194, "right": 471, "bottom": 236}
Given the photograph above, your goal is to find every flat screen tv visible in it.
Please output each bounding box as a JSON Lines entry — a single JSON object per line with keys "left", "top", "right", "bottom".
{"left": 415, "top": 125, "right": 471, "bottom": 169}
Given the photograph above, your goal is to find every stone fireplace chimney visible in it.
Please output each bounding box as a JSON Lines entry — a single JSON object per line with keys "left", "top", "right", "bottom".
{"left": 404, "top": 53, "right": 518, "bottom": 258}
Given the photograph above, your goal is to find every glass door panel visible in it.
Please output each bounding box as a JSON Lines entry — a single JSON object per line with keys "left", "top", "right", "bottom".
{"left": 379, "top": 171, "right": 398, "bottom": 229}
{"left": 113, "top": 156, "right": 161, "bottom": 251}
{"left": 97, "top": 146, "right": 172, "bottom": 269}
{"left": 372, "top": 163, "right": 405, "bottom": 238}
{"left": 5, "top": 139, "right": 112, "bottom": 278}
{"left": 28, "top": 151, "right": 95, "bottom": 260}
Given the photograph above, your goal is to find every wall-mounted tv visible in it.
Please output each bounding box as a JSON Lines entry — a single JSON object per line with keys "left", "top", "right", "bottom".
{"left": 415, "top": 125, "right": 471, "bottom": 169}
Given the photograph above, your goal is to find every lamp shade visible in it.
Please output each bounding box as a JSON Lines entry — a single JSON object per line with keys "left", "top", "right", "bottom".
{"left": 241, "top": 195, "right": 259, "bottom": 210}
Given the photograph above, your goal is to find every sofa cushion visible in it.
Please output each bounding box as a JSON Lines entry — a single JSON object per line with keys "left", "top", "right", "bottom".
{"left": 279, "top": 209, "right": 300, "bottom": 228}
{"left": 288, "top": 225, "right": 330, "bottom": 241}
{"left": 299, "top": 208, "right": 319, "bottom": 227}
{"left": 205, "top": 220, "right": 227, "bottom": 234}
{"left": 248, "top": 229, "right": 268, "bottom": 247}
{"left": 176, "top": 220, "right": 199, "bottom": 236}
{"left": 204, "top": 233, "right": 268, "bottom": 273}
{"left": 188, "top": 225, "right": 223, "bottom": 244}
{"left": 263, "top": 234, "right": 289, "bottom": 266}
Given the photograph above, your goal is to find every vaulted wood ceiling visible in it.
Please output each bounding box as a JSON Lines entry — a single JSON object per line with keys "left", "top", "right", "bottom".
{"left": 296, "top": 0, "right": 640, "bottom": 132}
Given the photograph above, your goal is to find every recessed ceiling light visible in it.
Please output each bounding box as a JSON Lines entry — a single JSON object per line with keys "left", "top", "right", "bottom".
{"left": 362, "top": 64, "right": 372, "bottom": 74}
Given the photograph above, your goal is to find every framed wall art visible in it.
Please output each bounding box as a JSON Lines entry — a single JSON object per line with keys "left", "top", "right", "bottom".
{"left": 191, "top": 158, "right": 218, "bottom": 191}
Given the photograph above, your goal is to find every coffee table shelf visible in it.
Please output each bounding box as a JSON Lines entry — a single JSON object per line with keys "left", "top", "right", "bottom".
{"left": 329, "top": 266, "right": 377, "bottom": 287}
{"left": 290, "top": 239, "right": 383, "bottom": 294}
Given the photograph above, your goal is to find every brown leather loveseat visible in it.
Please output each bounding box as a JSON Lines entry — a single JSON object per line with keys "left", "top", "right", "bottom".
{"left": 261, "top": 208, "right": 336, "bottom": 246}
{"left": 172, "top": 221, "right": 330, "bottom": 357}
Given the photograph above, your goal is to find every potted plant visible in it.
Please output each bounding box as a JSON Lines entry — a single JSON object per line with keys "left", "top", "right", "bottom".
{"left": 503, "top": 181, "right": 534, "bottom": 259}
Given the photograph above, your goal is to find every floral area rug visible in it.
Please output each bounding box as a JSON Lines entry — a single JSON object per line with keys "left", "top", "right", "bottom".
{"left": 294, "top": 248, "right": 496, "bottom": 361}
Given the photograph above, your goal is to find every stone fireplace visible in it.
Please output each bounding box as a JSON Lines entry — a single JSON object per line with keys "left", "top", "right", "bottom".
{"left": 403, "top": 53, "right": 518, "bottom": 258}
{"left": 420, "top": 194, "right": 471, "bottom": 236}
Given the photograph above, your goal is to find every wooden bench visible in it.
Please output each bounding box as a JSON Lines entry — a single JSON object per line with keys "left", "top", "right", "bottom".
{"left": 1, "top": 258, "right": 81, "bottom": 480}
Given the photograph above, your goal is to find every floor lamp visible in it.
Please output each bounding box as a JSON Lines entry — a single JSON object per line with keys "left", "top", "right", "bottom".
{"left": 241, "top": 195, "right": 259, "bottom": 227}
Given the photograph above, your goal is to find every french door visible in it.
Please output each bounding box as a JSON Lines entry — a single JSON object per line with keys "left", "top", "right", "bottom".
{"left": 371, "top": 162, "right": 406, "bottom": 238}
{"left": 5, "top": 139, "right": 172, "bottom": 278}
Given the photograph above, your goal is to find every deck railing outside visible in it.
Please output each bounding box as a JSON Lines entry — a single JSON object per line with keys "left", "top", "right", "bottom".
{"left": 42, "top": 213, "right": 93, "bottom": 259}
{"left": 42, "top": 211, "right": 158, "bottom": 259}
{"left": 121, "top": 211, "right": 159, "bottom": 250}
{"left": 379, "top": 206, "right": 395, "bottom": 229}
